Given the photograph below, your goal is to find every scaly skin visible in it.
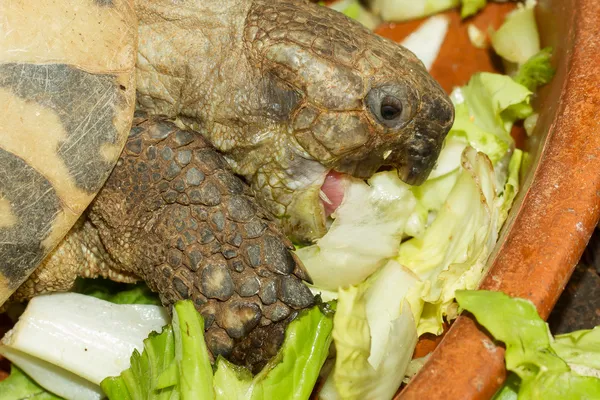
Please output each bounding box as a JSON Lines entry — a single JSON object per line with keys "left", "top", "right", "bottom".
{"left": 10, "top": 114, "right": 314, "bottom": 372}
{"left": 135, "top": 0, "right": 454, "bottom": 243}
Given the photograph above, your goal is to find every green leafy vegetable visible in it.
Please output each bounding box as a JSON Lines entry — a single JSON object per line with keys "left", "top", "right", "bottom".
{"left": 296, "top": 171, "right": 417, "bottom": 290}
{"left": 101, "top": 300, "right": 213, "bottom": 400}
{"left": 513, "top": 47, "right": 555, "bottom": 92}
{"left": 0, "top": 365, "right": 61, "bottom": 400}
{"left": 0, "top": 293, "right": 168, "bottom": 400}
{"left": 102, "top": 301, "right": 333, "bottom": 400}
{"left": 460, "top": 0, "right": 486, "bottom": 18}
{"left": 327, "top": 0, "right": 382, "bottom": 30}
{"left": 496, "top": 149, "right": 523, "bottom": 228}
{"left": 490, "top": 0, "right": 540, "bottom": 66}
{"left": 214, "top": 304, "right": 334, "bottom": 400}
{"left": 553, "top": 326, "right": 600, "bottom": 376}
{"left": 74, "top": 278, "right": 161, "bottom": 305}
{"left": 399, "top": 147, "right": 498, "bottom": 335}
{"left": 456, "top": 290, "right": 600, "bottom": 399}
{"left": 367, "top": 0, "right": 459, "bottom": 22}
{"left": 325, "top": 261, "right": 419, "bottom": 400}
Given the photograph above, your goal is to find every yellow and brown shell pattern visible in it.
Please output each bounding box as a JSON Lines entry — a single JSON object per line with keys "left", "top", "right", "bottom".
{"left": 0, "top": 0, "right": 137, "bottom": 305}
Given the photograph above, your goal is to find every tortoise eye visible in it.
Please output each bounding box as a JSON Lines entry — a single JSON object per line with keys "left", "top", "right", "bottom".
{"left": 365, "top": 85, "right": 414, "bottom": 129}
{"left": 380, "top": 96, "right": 403, "bottom": 120}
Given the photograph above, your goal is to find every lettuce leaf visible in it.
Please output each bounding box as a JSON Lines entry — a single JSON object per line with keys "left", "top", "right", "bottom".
{"left": 552, "top": 327, "right": 600, "bottom": 377}
{"left": 496, "top": 149, "right": 523, "bottom": 228}
{"left": 102, "top": 301, "right": 333, "bottom": 400}
{"left": 327, "top": 0, "right": 382, "bottom": 30}
{"left": 461, "top": 0, "right": 486, "bottom": 18}
{"left": 296, "top": 171, "right": 417, "bottom": 290}
{"left": 513, "top": 47, "right": 555, "bottom": 92}
{"left": 73, "top": 278, "right": 161, "bottom": 306}
{"left": 325, "top": 261, "right": 420, "bottom": 400}
{"left": 367, "top": 0, "right": 460, "bottom": 22}
{"left": 0, "top": 365, "right": 61, "bottom": 400}
{"left": 213, "top": 304, "right": 334, "bottom": 400}
{"left": 490, "top": 0, "right": 540, "bottom": 66}
{"left": 398, "top": 147, "right": 498, "bottom": 335}
{"left": 456, "top": 290, "right": 600, "bottom": 399}
{"left": 101, "top": 300, "right": 213, "bottom": 400}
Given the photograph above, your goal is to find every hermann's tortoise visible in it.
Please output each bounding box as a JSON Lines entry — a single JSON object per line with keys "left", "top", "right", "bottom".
{"left": 0, "top": 0, "right": 454, "bottom": 370}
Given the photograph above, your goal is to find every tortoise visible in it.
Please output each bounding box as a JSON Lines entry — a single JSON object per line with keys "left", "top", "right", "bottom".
{"left": 0, "top": 0, "right": 454, "bottom": 371}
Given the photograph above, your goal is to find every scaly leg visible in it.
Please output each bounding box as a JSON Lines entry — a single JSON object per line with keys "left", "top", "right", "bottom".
{"left": 21, "top": 114, "right": 314, "bottom": 372}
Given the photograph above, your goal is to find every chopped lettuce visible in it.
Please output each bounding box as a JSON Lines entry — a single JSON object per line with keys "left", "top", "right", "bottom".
{"left": 367, "top": 0, "right": 459, "bottom": 22}
{"left": 513, "top": 47, "right": 555, "bottom": 92}
{"left": 496, "top": 149, "right": 523, "bottom": 228}
{"left": 102, "top": 300, "right": 213, "bottom": 400}
{"left": 296, "top": 171, "right": 417, "bottom": 291}
{"left": 456, "top": 290, "right": 600, "bottom": 399}
{"left": 460, "top": 0, "right": 486, "bottom": 18}
{"left": 0, "top": 365, "right": 61, "bottom": 400}
{"left": 490, "top": 0, "right": 540, "bottom": 67}
{"left": 74, "top": 278, "right": 161, "bottom": 306}
{"left": 324, "top": 261, "right": 419, "bottom": 400}
{"left": 366, "top": 0, "right": 488, "bottom": 22}
{"left": 102, "top": 301, "right": 333, "bottom": 400}
{"left": 213, "top": 304, "right": 334, "bottom": 400}
{"left": 553, "top": 327, "right": 600, "bottom": 378}
{"left": 327, "top": 0, "right": 382, "bottom": 30}
{"left": 0, "top": 293, "right": 168, "bottom": 400}
{"left": 400, "top": 15, "right": 450, "bottom": 71}
{"left": 399, "top": 147, "right": 498, "bottom": 335}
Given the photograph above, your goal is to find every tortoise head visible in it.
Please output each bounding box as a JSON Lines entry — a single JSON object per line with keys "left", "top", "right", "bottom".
{"left": 236, "top": 1, "right": 454, "bottom": 243}
{"left": 207, "top": 1, "right": 454, "bottom": 243}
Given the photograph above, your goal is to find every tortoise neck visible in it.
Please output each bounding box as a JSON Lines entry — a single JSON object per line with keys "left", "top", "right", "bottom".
{"left": 134, "top": 0, "right": 254, "bottom": 123}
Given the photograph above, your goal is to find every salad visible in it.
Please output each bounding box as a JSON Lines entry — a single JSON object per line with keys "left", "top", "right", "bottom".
{"left": 2, "top": 1, "right": 596, "bottom": 399}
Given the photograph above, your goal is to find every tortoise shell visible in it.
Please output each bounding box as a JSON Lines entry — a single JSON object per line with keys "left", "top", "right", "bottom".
{"left": 0, "top": 0, "right": 137, "bottom": 304}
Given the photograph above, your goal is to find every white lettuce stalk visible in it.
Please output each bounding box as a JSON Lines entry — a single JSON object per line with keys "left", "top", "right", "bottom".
{"left": 0, "top": 293, "right": 168, "bottom": 400}
{"left": 319, "top": 260, "right": 420, "bottom": 400}
{"left": 296, "top": 171, "right": 417, "bottom": 291}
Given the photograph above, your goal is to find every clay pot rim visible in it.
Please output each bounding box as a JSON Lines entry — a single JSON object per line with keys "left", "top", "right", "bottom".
{"left": 399, "top": 0, "right": 600, "bottom": 398}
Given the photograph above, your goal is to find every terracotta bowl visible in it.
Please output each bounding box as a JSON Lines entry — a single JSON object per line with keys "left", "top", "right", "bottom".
{"left": 2, "top": 1, "right": 600, "bottom": 398}
{"left": 375, "top": 0, "right": 600, "bottom": 398}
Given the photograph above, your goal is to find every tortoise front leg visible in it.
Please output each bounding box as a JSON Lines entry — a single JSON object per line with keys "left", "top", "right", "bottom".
{"left": 87, "top": 115, "right": 315, "bottom": 371}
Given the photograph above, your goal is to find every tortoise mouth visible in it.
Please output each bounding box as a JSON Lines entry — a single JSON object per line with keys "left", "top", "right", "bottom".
{"left": 319, "top": 170, "right": 346, "bottom": 218}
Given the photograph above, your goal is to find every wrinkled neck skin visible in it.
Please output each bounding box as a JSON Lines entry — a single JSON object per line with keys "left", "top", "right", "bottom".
{"left": 135, "top": 0, "right": 329, "bottom": 242}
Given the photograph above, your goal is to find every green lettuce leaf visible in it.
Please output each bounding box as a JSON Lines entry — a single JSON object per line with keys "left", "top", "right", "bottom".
{"left": 398, "top": 147, "right": 498, "bottom": 335}
{"left": 513, "top": 47, "right": 555, "bottom": 92}
{"left": 102, "top": 301, "right": 332, "bottom": 400}
{"left": 496, "top": 149, "right": 523, "bottom": 228}
{"left": 456, "top": 290, "right": 600, "bottom": 399}
{"left": 0, "top": 365, "right": 61, "bottom": 400}
{"left": 461, "top": 0, "right": 486, "bottom": 18}
{"left": 367, "top": 0, "right": 459, "bottom": 22}
{"left": 213, "top": 304, "right": 334, "bottom": 400}
{"left": 490, "top": 0, "right": 540, "bottom": 66}
{"left": 553, "top": 326, "right": 600, "bottom": 376}
{"left": 101, "top": 300, "right": 213, "bottom": 400}
{"left": 327, "top": 0, "right": 382, "bottom": 30}
{"left": 73, "top": 278, "right": 161, "bottom": 306}
{"left": 326, "top": 261, "right": 419, "bottom": 400}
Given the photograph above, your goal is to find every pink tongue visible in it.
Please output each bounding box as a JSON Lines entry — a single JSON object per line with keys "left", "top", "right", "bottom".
{"left": 321, "top": 170, "right": 346, "bottom": 217}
